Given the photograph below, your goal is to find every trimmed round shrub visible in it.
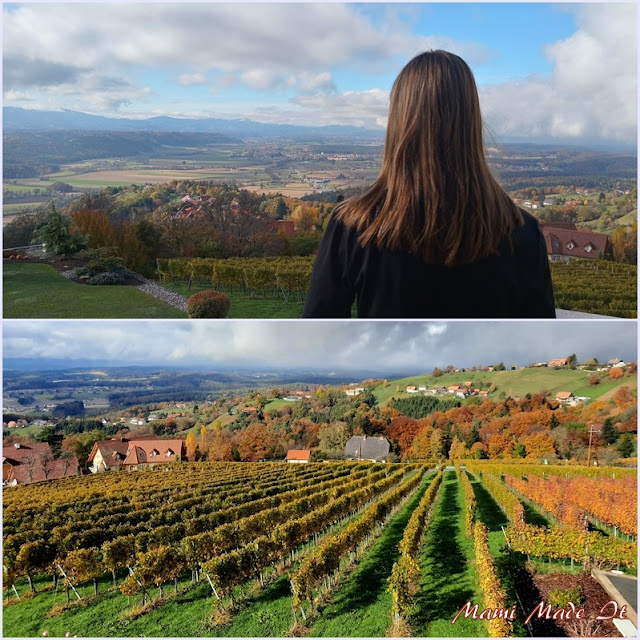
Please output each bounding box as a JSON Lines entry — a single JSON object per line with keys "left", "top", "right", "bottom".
{"left": 89, "top": 271, "right": 127, "bottom": 286}
{"left": 186, "top": 290, "right": 231, "bottom": 318}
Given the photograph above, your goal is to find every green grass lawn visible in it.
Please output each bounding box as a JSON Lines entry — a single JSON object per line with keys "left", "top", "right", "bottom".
{"left": 3, "top": 263, "right": 186, "bottom": 319}
{"left": 310, "top": 472, "right": 436, "bottom": 637}
{"left": 263, "top": 398, "right": 298, "bottom": 411}
{"left": 3, "top": 183, "right": 41, "bottom": 193}
{"left": 411, "top": 471, "right": 488, "bottom": 637}
{"left": 3, "top": 203, "right": 45, "bottom": 214}
{"left": 162, "top": 281, "right": 306, "bottom": 319}
{"left": 572, "top": 375, "right": 637, "bottom": 400}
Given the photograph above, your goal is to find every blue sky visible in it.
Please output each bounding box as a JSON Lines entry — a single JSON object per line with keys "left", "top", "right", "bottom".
{"left": 3, "top": 3, "right": 637, "bottom": 144}
{"left": 3, "top": 320, "right": 637, "bottom": 372}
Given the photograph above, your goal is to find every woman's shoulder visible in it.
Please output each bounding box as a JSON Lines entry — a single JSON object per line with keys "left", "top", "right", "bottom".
{"left": 322, "top": 212, "right": 362, "bottom": 248}
{"left": 513, "top": 209, "right": 545, "bottom": 243}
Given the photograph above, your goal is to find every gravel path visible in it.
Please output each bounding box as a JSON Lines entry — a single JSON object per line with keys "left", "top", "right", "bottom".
{"left": 135, "top": 278, "right": 188, "bottom": 312}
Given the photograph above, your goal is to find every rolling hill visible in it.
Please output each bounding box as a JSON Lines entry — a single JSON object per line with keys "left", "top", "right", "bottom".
{"left": 372, "top": 367, "right": 636, "bottom": 406}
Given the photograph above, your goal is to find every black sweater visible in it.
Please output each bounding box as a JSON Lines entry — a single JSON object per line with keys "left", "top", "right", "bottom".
{"left": 302, "top": 211, "right": 556, "bottom": 318}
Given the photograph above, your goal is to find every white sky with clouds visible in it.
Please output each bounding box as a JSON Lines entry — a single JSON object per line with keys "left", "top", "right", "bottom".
{"left": 2, "top": 3, "right": 637, "bottom": 145}
{"left": 3, "top": 321, "right": 637, "bottom": 373}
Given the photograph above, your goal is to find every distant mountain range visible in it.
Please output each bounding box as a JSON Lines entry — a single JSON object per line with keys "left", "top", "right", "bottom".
{"left": 3, "top": 107, "right": 384, "bottom": 140}
{"left": 2, "top": 360, "right": 413, "bottom": 381}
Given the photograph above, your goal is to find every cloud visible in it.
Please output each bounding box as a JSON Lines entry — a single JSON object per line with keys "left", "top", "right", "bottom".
{"left": 239, "top": 69, "right": 296, "bottom": 92}
{"left": 3, "top": 56, "right": 81, "bottom": 89}
{"left": 3, "top": 321, "right": 636, "bottom": 375}
{"left": 298, "top": 72, "right": 336, "bottom": 94}
{"left": 3, "top": 4, "right": 417, "bottom": 82}
{"left": 3, "top": 89, "right": 35, "bottom": 102}
{"left": 41, "top": 72, "right": 154, "bottom": 113}
{"left": 289, "top": 88, "right": 389, "bottom": 128}
{"left": 178, "top": 73, "right": 207, "bottom": 87}
{"left": 480, "top": 4, "right": 637, "bottom": 144}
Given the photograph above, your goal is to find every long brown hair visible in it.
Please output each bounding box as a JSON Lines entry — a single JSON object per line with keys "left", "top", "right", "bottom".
{"left": 338, "top": 50, "right": 523, "bottom": 266}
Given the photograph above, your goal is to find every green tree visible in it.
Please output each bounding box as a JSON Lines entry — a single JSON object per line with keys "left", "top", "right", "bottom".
{"left": 35, "top": 203, "right": 88, "bottom": 258}
{"left": 601, "top": 417, "right": 618, "bottom": 444}
{"left": 617, "top": 433, "right": 635, "bottom": 458}
{"left": 3, "top": 210, "right": 47, "bottom": 248}
{"left": 275, "top": 198, "right": 288, "bottom": 219}
{"left": 513, "top": 443, "right": 526, "bottom": 458}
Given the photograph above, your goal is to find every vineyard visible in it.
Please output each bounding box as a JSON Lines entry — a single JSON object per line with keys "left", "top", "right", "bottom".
{"left": 156, "top": 257, "right": 314, "bottom": 303}
{"left": 157, "top": 256, "right": 637, "bottom": 317}
{"left": 3, "top": 461, "right": 637, "bottom": 637}
{"left": 550, "top": 259, "right": 637, "bottom": 318}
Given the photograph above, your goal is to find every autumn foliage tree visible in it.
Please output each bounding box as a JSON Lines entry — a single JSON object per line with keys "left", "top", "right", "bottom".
{"left": 206, "top": 430, "right": 235, "bottom": 461}
{"left": 608, "top": 367, "right": 624, "bottom": 380}
{"left": 185, "top": 432, "right": 197, "bottom": 462}
{"left": 387, "top": 416, "right": 419, "bottom": 459}
{"left": 448, "top": 436, "right": 469, "bottom": 460}
{"left": 237, "top": 423, "right": 279, "bottom": 461}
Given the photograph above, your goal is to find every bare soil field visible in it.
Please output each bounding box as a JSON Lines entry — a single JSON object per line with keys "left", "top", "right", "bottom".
{"left": 243, "top": 183, "right": 315, "bottom": 197}
{"left": 66, "top": 168, "right": 233, "bottom": 184}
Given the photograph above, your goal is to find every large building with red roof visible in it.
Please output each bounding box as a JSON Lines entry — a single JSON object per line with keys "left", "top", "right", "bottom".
{"left": 539, "top": 223, "right": 610, "bottom": 262}
{"left": 88, "top": 436, "right": 184, "bottom": 472}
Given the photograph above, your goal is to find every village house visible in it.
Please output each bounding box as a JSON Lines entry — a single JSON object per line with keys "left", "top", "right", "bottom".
{"left": 425, "top": 386, "right": 447, "bottom": 396}
{"left": 555, "top": 391, "right": 575, "bottom": 405}
{"left": 87, "top": 435, "right": 184, "bottom": 473}
{"left": 548, "top": 358, "right": 568, "bottom": 368}
{"left": 285, "top": 449, "right": 312, "bottom": 464}
{"left": 606, "top": 358, "right": 626, "bottom": 368}
{"left": 3, "top": 442, "right": 80, "bottom": 485}
{"left": 406, "top": 385, "right": 419, "bottom": 393}
{"left": 344, "top": 435, "right": 391, "bottom": 462}
{"left": 345, "top": 387, "right": 365, "bottom": 397}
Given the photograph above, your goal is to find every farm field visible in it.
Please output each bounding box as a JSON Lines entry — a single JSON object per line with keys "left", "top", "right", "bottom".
{"left": 3, "top": 144, "right": 381, "bottom": 221}
{"left": 3, "top": 462, "right": 636, "bottom": 637}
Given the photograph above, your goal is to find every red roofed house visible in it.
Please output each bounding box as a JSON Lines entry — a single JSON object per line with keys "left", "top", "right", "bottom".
{"left": 267, "top": 220, "right": 295, "bottom": 236}
{"left": 539, "top": 223, "right": 610, "bottom": 262}
{"left": 88, "top": 436, "right": 184, "bottom": 473}
{"left": 285, "top": 449, "right": 312, "bottom": 463}
{"left": 3, "top": 442, "right": 81, "bottom": 485}
{"left": 555, "top": 391, "right": 575, "bottom": 404}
